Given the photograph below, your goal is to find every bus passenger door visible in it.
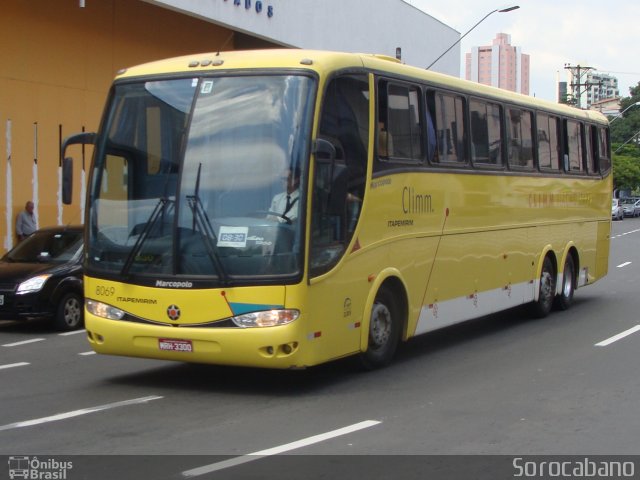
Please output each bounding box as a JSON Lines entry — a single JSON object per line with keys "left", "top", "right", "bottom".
{"left": 308, "top": 74, "right": 371, "bottom": 363}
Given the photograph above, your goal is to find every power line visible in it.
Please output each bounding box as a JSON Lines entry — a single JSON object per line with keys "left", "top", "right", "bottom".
{"left": 564, "top": 64, "right": 596, "bottom": 109}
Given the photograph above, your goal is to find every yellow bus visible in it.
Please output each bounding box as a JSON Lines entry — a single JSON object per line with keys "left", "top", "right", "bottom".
{"left": 62, "top": 49, "right": 612, "bottom": 369}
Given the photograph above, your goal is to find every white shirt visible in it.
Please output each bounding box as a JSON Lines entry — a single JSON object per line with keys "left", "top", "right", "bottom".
{"left": 269, "top": 189, "right": 300, "bottom": 222}
{"left": 16, "top": 210, "right": 38, "bottom": 238}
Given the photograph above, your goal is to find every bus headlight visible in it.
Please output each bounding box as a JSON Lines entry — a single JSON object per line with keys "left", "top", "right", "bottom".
{"left": 231, "top": 309, "right": 299, "bottom": 328}
{"left": 86, "top": 299, "right": 125, "bottom": 320}
{"left": 16, "top": 274, "right": 51, "bottom": 295}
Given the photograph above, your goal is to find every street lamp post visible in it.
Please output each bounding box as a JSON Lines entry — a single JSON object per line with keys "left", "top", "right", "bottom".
{"left": 614, "top": 128, "right": 640, "bottom": 154}
{"left": 426, "top": 5, "right": 520, "bottom": 70}
{"left": 609, "top": 101, "right": 640, "bottom": 123}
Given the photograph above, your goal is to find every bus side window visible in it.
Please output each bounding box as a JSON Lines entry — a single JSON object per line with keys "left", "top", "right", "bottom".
{"left": 429, "top": 90, "right": 467, "bottom": 164}
{"left": 506, "top": 108, "right": 534, "bottom": 170}
{"left": 537, "top": 113, "right": 560, "bottom": 171}
{"left": 597, "top": 127, "right": 611, "bottom": 173}
{"left": 311, "top": 74, "right": 370, "bottom": 277}
{"left": 586, "top": 124, "right": 600, "bottom": 174}
{"left": 584, "top": 124, "right": 595, "bottom": 174}
{"left": 377, "top": 80, "right": 424, "bottom": 162}
{"left": 470, "top": 99, "right": 503, "bottom": 167}
{"left": 564, "top": 119, "right": 583, "bottom": 173}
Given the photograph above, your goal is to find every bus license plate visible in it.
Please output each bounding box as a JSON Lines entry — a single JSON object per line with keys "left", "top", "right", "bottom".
{"left": 159, "top": 338, "right": 193, "bottom": 353}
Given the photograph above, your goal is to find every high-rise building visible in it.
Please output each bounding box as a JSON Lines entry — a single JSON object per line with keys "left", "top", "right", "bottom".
{"left": 465, "top": 33, "right": 530, "bottom": 95}
{"left": 585, "top": 72, "right": 619, "bottom": 108}
{"left": 562, "top": 67, "right": 619, "bottom": 109}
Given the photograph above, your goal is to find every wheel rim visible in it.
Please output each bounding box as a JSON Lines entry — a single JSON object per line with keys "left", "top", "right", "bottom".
{"left": 63, "top": 297, "right": 82, "bottom": 327}
{"left": 563, "top": 265, "right": 573, "bottom": 298}
{"left": 370, "top": 302, "right": 392, "bottom": 350}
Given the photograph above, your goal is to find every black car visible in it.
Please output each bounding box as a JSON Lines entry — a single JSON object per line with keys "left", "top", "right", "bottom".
{"left": 0, "top": 225, "right": 84, "bottom": 331}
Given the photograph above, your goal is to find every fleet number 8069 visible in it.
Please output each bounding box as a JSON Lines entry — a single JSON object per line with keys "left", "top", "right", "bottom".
{"left": 95, "top": 285, "right": 116, "bottom": 297}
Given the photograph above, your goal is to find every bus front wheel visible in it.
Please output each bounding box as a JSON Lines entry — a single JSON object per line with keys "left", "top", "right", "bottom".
{"left": 359, "top": 287, "right": 401, "bottom": 370}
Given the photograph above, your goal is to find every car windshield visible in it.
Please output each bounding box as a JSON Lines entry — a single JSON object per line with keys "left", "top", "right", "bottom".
{"left": 87, "top": 74, "right": 315, "bottom": 284}
{"left": 4, "top": 230, "right": 83, "bottom": 263}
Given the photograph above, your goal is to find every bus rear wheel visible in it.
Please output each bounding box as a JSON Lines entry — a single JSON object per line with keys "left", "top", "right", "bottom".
{"left": 530, "top": 255, "right": 556, "bottom": 318}
{"left": 555, "top": 255, "right": 575, "bottom": 311}
{"left": 359, "top": 287, "right": 401, "bottom": 370}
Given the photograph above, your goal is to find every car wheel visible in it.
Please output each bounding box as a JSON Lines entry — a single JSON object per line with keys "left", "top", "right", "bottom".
{"left": 54, "top": 292, "right": 84, "bottom": 331}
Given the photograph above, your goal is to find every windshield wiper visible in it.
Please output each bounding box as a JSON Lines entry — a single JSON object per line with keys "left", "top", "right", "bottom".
{"left": 120, "top": 197, "right": 174, "bottom": 277}
{"left": 186, "top": 163, "right": 229, "bottom": 284}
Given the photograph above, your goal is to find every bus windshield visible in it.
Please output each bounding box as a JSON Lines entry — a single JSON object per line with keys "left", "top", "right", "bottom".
{"left": 88, "top": 74, "right": 315, "bottom": 284}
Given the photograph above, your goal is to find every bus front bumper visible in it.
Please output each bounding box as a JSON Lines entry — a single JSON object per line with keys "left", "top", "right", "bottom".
{"left": 85, "top": 313, "right": 310, "bottom": 369}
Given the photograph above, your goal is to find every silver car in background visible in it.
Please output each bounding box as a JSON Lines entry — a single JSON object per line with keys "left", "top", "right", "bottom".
{"left": 621, "top": 198, "right": 640, "bottom": 217}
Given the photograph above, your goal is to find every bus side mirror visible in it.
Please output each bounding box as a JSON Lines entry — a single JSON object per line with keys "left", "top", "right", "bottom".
{"left": 60, "top": 132, "right": 96, "bottom": 205}
{"left": 61, "top": 132, "right": 97, "bottom": 159}
{"left": 62, "top": 157, "right": 73, "bottom": 205}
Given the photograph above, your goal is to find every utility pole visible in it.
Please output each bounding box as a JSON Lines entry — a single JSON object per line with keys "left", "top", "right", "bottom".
{"left": 563, "top": 64, "right": 596, "bottom": 109}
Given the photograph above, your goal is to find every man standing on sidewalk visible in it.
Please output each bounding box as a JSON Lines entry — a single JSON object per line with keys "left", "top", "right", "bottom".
{"left": 16, "top": 200, "right": 38, "bottom": 242}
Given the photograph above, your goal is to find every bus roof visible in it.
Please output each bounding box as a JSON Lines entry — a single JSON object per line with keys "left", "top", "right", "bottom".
{"left": 115, "top": 49, "right": 608, "bottom": 125}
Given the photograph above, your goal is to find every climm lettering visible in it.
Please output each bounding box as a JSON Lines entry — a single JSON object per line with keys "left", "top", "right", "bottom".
{"left": 402, "top": 187, "right": 433, "bottom": 214}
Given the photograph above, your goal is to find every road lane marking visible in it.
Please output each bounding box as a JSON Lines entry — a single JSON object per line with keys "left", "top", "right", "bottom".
{"left": 59, "top": 330, "right": 86, "bottom": 336}
{"left": 182, "top": 420, "right": 382, "bottom": 478}
{"left": 78, "top": 351, "right": 96, "bottom": 356}
{"left": 595, "top": 325, "right": 640, "bottom": 347}
{"left": 0, "top": 362, "right": 30, "bottom": 370}
{"left": 611, "top": 228, "right": 640, "bottom": 239}
{"left": 0, "top": 395, "right": 163, "bottom": 432}
{"left": 617, "top": 262, "right": 632, "bottom": 268}
{"left": 2, "top": 338, "right": 45, "bottom": 347}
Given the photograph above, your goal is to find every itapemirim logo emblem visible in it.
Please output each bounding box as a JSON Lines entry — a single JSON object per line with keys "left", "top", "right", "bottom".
{"left": 7, "top": 456, "right": 73, "bottom": 479}
{"left": 167, "top": 304, "right": 181, "bottom": 321}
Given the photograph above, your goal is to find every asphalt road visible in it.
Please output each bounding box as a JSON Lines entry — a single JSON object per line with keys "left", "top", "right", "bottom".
{"left": 1, "top": 218, "right": 639, "bottom": 479}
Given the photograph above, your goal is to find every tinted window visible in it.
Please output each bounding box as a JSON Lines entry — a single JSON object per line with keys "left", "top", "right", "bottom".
{"left": 311, "top": 75, "right": 369, "bottom": 277}
{"left": 378, "top": 81, "right": 423, "bottom": 162}
{"left": 537, "top": 114, "right": 560, "bottom": 170}
{"left": 428, "top": 91, "right": 467, "bottom": 164}
{"left": 470, "top": 99, "right": 503, "bottom": 166}
{"left": 565, "top": 120, "right": 583, "bottom": 173}
{"left": 598, "top": 127, "right": 611, "bottom": 173}
{"left": 6, "top": 230, "right": 82, "bottom": 263}
{"left": 507, "top": 108, "right": 534, "bottom": 170}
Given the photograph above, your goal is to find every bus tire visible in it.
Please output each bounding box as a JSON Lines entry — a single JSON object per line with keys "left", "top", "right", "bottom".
{"left": 555, "top": 254, "right": 575, "bottom": 311}
{"left": 359, "top": 286, "right": 401, "bottom": 370}
{"left": 530, "top": 255, "right": 556, "bottom": 318}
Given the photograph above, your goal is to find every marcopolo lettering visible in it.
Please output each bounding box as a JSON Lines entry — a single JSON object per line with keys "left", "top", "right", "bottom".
{"left": 155, "top": 280, "right": 194, "bottom": 288}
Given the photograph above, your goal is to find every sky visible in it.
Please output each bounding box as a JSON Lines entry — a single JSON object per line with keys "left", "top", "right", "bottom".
{"left": 405, "top": 0, "right": 640, "bottom": 102}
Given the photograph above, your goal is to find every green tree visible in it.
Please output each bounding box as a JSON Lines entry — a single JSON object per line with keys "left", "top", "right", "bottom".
{"left": 610, "top": 81, "right": 640, "bottom": 144}
{"left": 613, "top": 153, "right": 640, "bottom": 192}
